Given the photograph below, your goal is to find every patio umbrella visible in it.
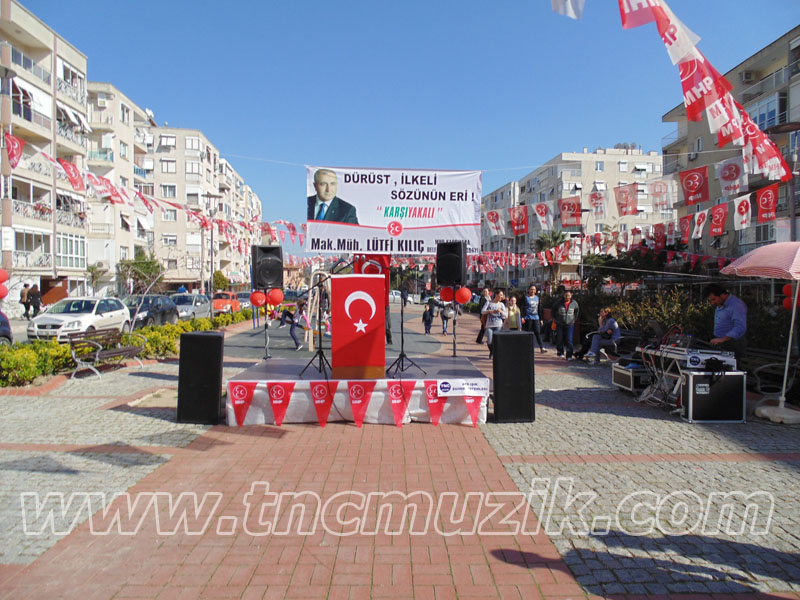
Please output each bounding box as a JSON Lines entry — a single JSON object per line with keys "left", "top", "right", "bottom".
{"left": 721, "top": 242, "right": 800, "bottom": 424}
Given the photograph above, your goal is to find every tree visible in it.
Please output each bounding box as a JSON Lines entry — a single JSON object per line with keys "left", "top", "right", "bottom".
{"left": 534, "top": 230, "right": 569, "bottom": 291}
{"left": 117, "top": 249, "right": 164, "bottom": 295}
{"left": 213, "top": 270, "right": 229, "bottom": 292}
{"left": 86, "top": 263, "right": 108, "bottom": 295}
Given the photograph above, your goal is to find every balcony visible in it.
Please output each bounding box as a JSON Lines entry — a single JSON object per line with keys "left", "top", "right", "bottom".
{"left": 740, "top": 59, "right": 798, "bottom": 104}
{"left": 133, "top": 165, "right": 150, "bottom": 179}
{"left": 13, "top": 200, "right": 52, "bottom": 223}
{"left": 57, "top": 77, "right": 87, "bottom": 105}
{"left": 10, "top": 46, "right": 51, "bottom": 85}
{"left": 13, "top": 251, "right": 52, "bottom": 270}
{"left": 56, "top": 209, "right": 87, "bottom": 229}
{"left": 57, "top": 121, "right": 87, "bottom": 148}
{"left": 90, "top": 113, "right": 114, "bottom": 130}
{"left": 661, "top": 127, "right": 687, "bottom": 148}
{"left": 17, "top": 154, "right": 52, "bottom": 179}
{"left": 89, "top": 223, "right": 113, "bottom": 235}
{"left": 12, "top": 100, "right": 51, "bottom": 131}
{"left": 88, "top": 149, "right": 114, "bottom": 163}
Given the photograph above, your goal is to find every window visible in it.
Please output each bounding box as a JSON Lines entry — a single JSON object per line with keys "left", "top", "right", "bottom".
{"left": 120, "top": 246, "right": 129, "bottom": 260}
{"left": 119, "top": 141, "right": 128, "bottom": 159}
{"left": 694, "top": 137, "right": 703, "bottom": 153}
{"left": 186, "top": 193, "right": 199, "bottom": 205}
{"left": 163, "top": 234, "right": 178, "bottom": 246}
{"left": 14, "top": 231, "right": 50, "bottom": 253}
{"left": 163, "top": 209, "right": 177, "bottom": 222}
{"left": 187, "top": 256, "right": 200, "bottom": 269}
{"left": 161, "top": 159, "right": 176, "bottom": 173}
{"left": 186, "top": 137, "right": 201, "bottom": 151}
{"left": 594, "top": 224, "right": 604, "bottom": 233}
{"left": 59, "top": 60, "right": 85, "bottom": 90}
{"left": 206, "top": 169, "right": 211, "bottom": 182}
{"left": 56, "top": 232, "right": 86, "bottom": 269}
{"left": 161, "top": 184, "right": 176, "bottom": 198}
{"left": 746, "top": 92, "right": 786, "bottom": 131}
{"left": 120, "top": 103, "right": 130, "bottom": 124}
{"left": 135, "top": 183, "right": 154, "bottom": 196}
{"left": 159, "top": 135, "right": 176, "bottom": 148}
{"left": 166, "top": 259, "right": 178, "bottom": 270}
{"left": 618, "top": 161, "right": 628, "bottom": 172}
{"left": 120, "top": 214, "right": 131, "bottom": 232}
{"left": 119, "top": 176, "right": 128, "bottom": 189}
{"left": 595, "top": 161, "right": 604, "bottom": 172}
{"left": 186, "top": 161, "right": 201, "bottom": 174}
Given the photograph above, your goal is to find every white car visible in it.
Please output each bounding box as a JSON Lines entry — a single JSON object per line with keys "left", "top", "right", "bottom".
{"left": 27, "top": 297, "right": 131, "bottom": 342}
{"left": 171, "top": 293, "right": 212, "bottom": 320}
{"left": 389, "top": 290, "right": 402, "bottom": 303}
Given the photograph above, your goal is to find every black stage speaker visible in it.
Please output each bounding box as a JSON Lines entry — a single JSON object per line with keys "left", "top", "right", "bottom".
{"left": 177, "top": 331, "right": 225, "bottom": 424}
{"left": 251, "top": 245, "right": 283, "bottom": 289}
{"left": 492, "top": 331, "right": 535, "bottom": 423}
{"left": 436, "top": 241, "right": 467, "bottom": 286}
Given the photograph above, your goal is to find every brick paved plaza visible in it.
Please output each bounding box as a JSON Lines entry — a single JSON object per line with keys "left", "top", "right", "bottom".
{"left": 1, "top": 306, "right": 799, "bottom": 599}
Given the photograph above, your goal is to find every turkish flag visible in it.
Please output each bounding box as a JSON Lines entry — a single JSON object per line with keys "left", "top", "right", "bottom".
{"left": 387, "top": 380, "right": 416, "bottom": 428}
{"left": 267, "top": 381, "right": 295, "bottom": 426}
{"left": 353, "top": 254, "right": 391, "bottom": 307}
{"left": 710, "top": 204, "right": 728, "bottom": 237}
{"left": 508, "top": 205, "right": 529, "bottom": 236}
{"left": 347, "top": 380, "right": 376, "bottom": 427}
{"left": 614, "top": 183, "right": 638, "bottom": 216}
{"left": 4, "top": 132, "right": 25, "bottom": 169}
{"left": 679, "top": 166, "right": 709, "bottom": 206}
{"left": 679, "top": 214, "right": 694, "bottom": 244}
{"left": 57, "top": 158, "right": 86, "bottom": 192}
{"left": 734, "top": 194, "right": 751, "bottom": 230}
{"left": 310, "top": 380, "right": 338, "bottom": 427}
{"left": 559, "top": 197, "right": 581, "bottom": 227}
{"left": 331, "top": 275, "right": 386, "bottom": 377}
{"left": 424, "top": 380, "right": 445, "bottom": 426}
{"left": 227, "top": 381, "right": 259, "bottom": 426}
{"left": 757, "top": 183, "right": 778, "bottom": 223}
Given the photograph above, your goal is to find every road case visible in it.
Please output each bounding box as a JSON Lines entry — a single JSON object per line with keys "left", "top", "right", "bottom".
{"left": 680, "top": 371, "right": 746, "bottom": 423}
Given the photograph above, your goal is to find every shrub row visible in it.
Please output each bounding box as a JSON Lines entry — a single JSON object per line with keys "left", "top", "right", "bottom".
{"left": 0, "top": 307, "right": 257, "bottom": 387}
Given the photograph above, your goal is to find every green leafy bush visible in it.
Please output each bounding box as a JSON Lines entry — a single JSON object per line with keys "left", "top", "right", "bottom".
{"left": 189, "top": 318, "right": 213, "bottom": 331}
{"left": 0, "top": 346, "right": 41, "bottom": 386}
{"left": 30, "top": 340, "right": 73, "bottom": 375}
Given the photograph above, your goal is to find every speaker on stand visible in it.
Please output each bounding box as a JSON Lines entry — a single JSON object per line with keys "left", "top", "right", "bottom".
{"left": 177, "top": 331, "right": 225, "bottom": 424}
{"left": 251, "top": 245, "right": 284, "bottom": 289}
{"left": 492, "top": 331, "right": 535, "bottom": 423}
{"left": 436, "top": 241, "right": 467, "bottom": 357}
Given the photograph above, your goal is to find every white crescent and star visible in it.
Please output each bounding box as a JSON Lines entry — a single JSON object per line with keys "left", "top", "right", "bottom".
{"left": 344, "top": 291, "right": 376, "bottom": 333}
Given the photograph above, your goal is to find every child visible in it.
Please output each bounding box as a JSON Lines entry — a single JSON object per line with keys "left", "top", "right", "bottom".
{"left": 422, "top": 303, "right": 434, "bottom": 334}
{"left": 505, "top": 296, "right": 520, "bottom": 330}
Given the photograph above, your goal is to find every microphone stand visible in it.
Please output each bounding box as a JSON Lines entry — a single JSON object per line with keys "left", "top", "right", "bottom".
{"left": 299, "top": 271, "right": 333, "bottom": 379}
{"left": 386, "top": 297, "right": 426, "bottom": 378}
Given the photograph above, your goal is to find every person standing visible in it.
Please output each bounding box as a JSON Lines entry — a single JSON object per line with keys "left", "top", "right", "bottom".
{"left": 481, "top": 289, "right": 507, "bottom": 358}
{"left": 584, "top": 307, "right": 622, "bottom": 364}
{"left": 553, "top": 289, "right": 579, "bottom": 360}
{"left": 422, "top": 303, "right": 434, "bottom": 334}
{"left": 521, "top": 284, "right": 546, "bottom": 353}
{"left": 475, "top": 288, "right": 491, "bottom": 344}
{"left": 28, "top": 284, "right": 42, "bottom": 318}
{"left": 704, "top": 283, "right": 747, "bottom": 366}
{"left": 440, "top": 301, "right": 454, "bottom": 335}
{"left": 19, "top": 283, "right": 30, "bottom": 320}
{"left": 505, "top": 296, "right": 521, "bottom": 331}
{"left": 401, "top": 288, "right": 408, "bottom": 307}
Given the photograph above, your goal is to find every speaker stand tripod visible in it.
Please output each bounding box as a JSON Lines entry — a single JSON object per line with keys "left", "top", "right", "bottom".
{"left": 386, "top": 298, "right": 426, "bottom": 377}
{"left": 263, "top": 317, "right": 272, "bottom": 359}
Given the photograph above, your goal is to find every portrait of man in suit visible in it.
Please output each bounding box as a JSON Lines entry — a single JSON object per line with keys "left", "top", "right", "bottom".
{"left": 307, "top": 168, "right": 359, "bottom": 225}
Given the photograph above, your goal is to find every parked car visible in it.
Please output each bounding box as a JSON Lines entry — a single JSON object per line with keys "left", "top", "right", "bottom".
{"left": 236, "top": 292, "right": 253, "bottom": 310}
{"left": 27, "top": 297, "right": 130, "bottom": 341}
{"left": 212, "top": 291, "right": 241, "bottom": 315}
{"left": 389, "top": 290, "right": 402, "bottom": 303}
{"left": 124, "top": 295, "right": 179, "bottom": 328}
{"left": 170, "top": 293, "right": 212, "bottom": 320}
{"left": 0, "top": 310, "right": 13, "bottom": 345}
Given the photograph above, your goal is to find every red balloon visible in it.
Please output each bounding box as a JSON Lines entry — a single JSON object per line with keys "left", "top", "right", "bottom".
{"left": 0, "top": 269, "right": 8, "bottom": 284}
{"left": 250, "top": 291, "right": 266, "bottom": 307}
{"left": 783, "top": 283, "right": 794, "bottom": 298}
{"left": 783, "top": 297, "right": 794, "bottom": 311}
{"left": 267, "top": 288, "right": 284, "bottom": 305}
{"left": 440, "top": 286, "right": 454, "bottom": 302}
{"left": 455, "top": 287, "right": 472, "bottom": 304}
{"left": 0, "top": 284, "right": 7, "bottom": 300}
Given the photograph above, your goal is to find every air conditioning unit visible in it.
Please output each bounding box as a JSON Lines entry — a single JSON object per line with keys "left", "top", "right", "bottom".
{"left": 740, "top": 71, "right": 755, "bottom": 84}
{"left": 94, "top": 260, "right": 110, "bottom": 270}
{"left": 688, "top": 152, "right": 698, "bottom": 161}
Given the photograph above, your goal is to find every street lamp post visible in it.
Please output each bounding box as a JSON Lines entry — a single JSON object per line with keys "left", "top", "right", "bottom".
{"left": 200, "top": 192, "right": 221, "bottom": 294}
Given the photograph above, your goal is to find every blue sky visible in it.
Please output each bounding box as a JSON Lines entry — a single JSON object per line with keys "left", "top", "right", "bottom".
{"left": 24, "top": 0, "right": 800, "bottom": 250}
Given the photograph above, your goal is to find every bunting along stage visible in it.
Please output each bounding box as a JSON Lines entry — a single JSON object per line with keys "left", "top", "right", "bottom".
{"left": 225, "top": 356, "right": 490, "bottom": 427}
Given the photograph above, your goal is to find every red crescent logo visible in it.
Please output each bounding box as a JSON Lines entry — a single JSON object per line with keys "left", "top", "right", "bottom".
{"left": 683, "top": 173, "right": 703, "bottom": 192}
{"left": 510, "top": 207, "right": 525, "bottom": 224}
{"left": 759, "top": 191, "right": 775, "bottom": 208}
{"left": 535, "top": 204, "right": 547, "bottom": 217}
{"left": 487, "top": 211, "right": 498, "bottom": 223}
{"left": 387, "top": 221, "right": 403, "bottom": 236}
{"left": 231, "top": 384, "right": 248, "bottom": 403}
{"left": 720, "top": 163, "right": 740, "bottom": 181}
{"left": 696, "top": 212, "right": 706, "bottom": 225}
{"left": 312, "top": 384, "right": 327, "bottom": 401}
{"left": 350, "top": 384, "right": 364, "bottom": 401}
{"left": 680, "top": 219, "right": 690, "bottom": 232}
{"left": 426, "top": 384, "right": 437, "bottom": 398}
{"left": 270, "top": 386, "right": 285, "bottom": 400}
{"left": 389, "top": 384, "right": 404, "bottom": 402}
{"left": 712, "top": 209, "right": 725, "bottom": 225}
{"left": 738, "top": 199, "right": 750, "bottom": 215}
{"left": 679, "top": 59, "right": 699, "bottom": 82}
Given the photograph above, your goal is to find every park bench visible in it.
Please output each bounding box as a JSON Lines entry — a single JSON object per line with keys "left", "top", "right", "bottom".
{"left": 68, "top": 328, "right": 146, "bottom": 379}
{"left": 739, "top": 348, "right": 800, "bottom": 409}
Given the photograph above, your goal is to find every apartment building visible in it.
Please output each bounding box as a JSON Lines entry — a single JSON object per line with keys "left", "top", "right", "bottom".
{"left": 662, "top": 25, "right": 800, "bottom": 258}
{"left": 85, "top": 82, "right": 155, "bottom": 295}
{"left": 1, "top": 0, "right": 91, "bottom": 316}
{"left": 480, "top": 147, "right": 668, "bottom": 288}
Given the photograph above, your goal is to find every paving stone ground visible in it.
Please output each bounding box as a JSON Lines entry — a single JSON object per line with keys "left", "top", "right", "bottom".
{"left": 0, "top": 308, "right": 799, "bottom": 599}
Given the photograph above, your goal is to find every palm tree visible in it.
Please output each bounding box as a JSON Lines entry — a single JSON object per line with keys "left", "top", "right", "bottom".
{"left": 534, "top": 230, "right": 569, "bottom": 291}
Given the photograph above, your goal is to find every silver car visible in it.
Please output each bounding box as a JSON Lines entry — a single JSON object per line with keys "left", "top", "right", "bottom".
{"left": 27, "top": 297, "right": 131, "bottom": 341}
{"left": 170, "top": 294, "right": 212, "bottom": 320}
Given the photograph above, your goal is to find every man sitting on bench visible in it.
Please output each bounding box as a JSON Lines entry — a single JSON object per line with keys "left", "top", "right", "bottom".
{"left": 584, "top": 306, "right": 621, "bottom": 364}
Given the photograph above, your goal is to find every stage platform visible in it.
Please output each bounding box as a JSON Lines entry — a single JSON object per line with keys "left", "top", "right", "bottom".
{"left": 226, "top": 356, "right": 490, "bottom": 427}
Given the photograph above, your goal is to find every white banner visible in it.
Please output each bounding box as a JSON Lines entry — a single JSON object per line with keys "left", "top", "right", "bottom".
{"left": 533, "top": 202, "right": 553, "bottom": 230}
{"left": 485, "top": 208, "right": 506, "bottom": 236}
{"left": 305, "top": 166, "right": 481, "bottom": 255}
{"left": 734, "top": 194, "right": 751, "bottom": 231}
{"left": 692, "top": 209, "right": 709, "bottom": 239}
{"left": 716, "top": 156, "right": 748, "bottom": 197}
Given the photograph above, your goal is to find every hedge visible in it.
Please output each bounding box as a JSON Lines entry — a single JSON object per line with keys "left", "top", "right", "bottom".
{"left": 0, "top": 308, "right": 257, "bottom": 388}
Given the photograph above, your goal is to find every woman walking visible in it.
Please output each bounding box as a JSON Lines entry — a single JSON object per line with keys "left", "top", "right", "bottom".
{"left": 28, "top": 284, "right": 42, "bottom": 318}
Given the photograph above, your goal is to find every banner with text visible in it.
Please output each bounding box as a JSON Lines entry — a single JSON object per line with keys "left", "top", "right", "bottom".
{"left": 305, "top": 166, "right": 482, "bottom": 255}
